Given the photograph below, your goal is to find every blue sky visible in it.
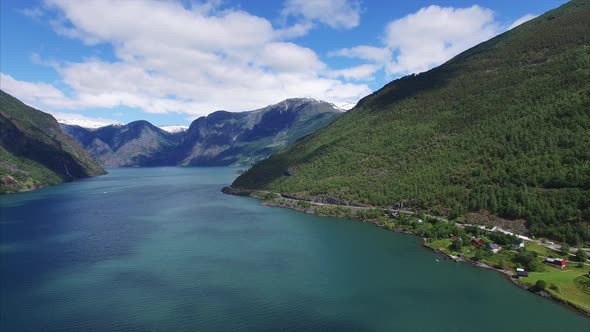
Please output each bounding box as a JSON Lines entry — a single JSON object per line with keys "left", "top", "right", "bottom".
{"left": 1, "top": 0, "right": 568, "bottom": 126}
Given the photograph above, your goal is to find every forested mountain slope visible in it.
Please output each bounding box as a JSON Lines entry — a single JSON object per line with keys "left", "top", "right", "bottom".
{"left": 0, "top": 91, "right": 106, "bottom": 193}
{"left": 232, "top": 0, "right": 590, "bottom": 244}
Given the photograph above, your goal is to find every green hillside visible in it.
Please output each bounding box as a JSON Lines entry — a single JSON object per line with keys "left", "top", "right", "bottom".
{"left": 0, "top": 90, "right": 106, "bottom": 193}
{"left": 232, "top": 0, "right": 590, "bottom": 244}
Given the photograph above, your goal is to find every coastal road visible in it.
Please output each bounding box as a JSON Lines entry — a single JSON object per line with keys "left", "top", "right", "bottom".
{"left": 255, "top": 190, "right": 589, "bottom": 257}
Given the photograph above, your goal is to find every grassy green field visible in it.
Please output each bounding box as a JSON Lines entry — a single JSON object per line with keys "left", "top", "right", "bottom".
{"left": 520, "top": 265, "right": 590, "bottom": 312}
{"left": 427, "top": 239, "right": 452, "bottom": 251}
{"left": 525, "top": 242, "right": 560, "bottom": 257}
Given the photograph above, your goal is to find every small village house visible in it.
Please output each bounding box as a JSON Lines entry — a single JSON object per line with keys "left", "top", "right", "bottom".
{"left": 545, "top": 258, "right": 567, "bottom": 269}
{"left": 487, "top": 243, "right": 501, "bottom": 253}
{"left": 471, "top": 237, "right": 483, "bottom": 247}
{"left": 516, "top": 268, "right": 528, "bottom": 278}
{"left": 511, "top": 241, "right": 525, "bottom": 250}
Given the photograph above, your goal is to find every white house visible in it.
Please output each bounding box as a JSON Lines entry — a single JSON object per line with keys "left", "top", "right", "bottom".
{"left": 487, "top": 243, "right": 501, "bottom": 253}
{"left": 511, "top": 241, "right": 525, "bottom": 250}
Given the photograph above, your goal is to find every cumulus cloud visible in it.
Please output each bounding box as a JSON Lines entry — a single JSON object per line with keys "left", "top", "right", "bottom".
{"left": 9, "top": 0, "right": 538, "bottom": 122}
{"left": 384, "top": 5, "right": 499, "bottom": 75}
{"left": 6, "top": 0, "right": 369, "bottom": 119}
{"left": 329, "top": 45, "right": 391, "bottom": 63}
{"left": 282, "top": 0, "right": 361, "bottom": 29}
{"left": 259, "top": 43, "right": 325, "bottom": 72}
{"left": 331, "top": 5, "right": 534, "bottom": 77}
{"left": 508, "top": 13, "right": 537, "bottom": 30}
{"left": 328, "top": 64, "right": 379, "bottom": 81}
{"left": 1, "top": 73, "right": 68, "bottom": 109}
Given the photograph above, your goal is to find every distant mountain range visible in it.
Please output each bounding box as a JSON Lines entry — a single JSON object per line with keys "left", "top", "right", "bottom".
{"left": 60, "top": 98, "right": 342, "bottom": 167}
{"left": 0, "top": 90, "right": 106, "bottom": 194}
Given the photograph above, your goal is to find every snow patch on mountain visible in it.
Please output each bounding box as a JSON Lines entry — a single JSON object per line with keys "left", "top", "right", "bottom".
{"left": 332, "top": 101, "right": 356, "bottom": 111}
{"left": 159, "top": 125, "right": 189, "bottom": 133}
{"left": 58, "top": 118, "right": 122, "bottom": 129}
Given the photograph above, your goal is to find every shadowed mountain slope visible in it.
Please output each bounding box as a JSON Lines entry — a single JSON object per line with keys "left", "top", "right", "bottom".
{"left": 61, "top": 98, "right": 342, "bottom": 167}
{"left": 0, "top": 90, "right": 106, "bottom": 193}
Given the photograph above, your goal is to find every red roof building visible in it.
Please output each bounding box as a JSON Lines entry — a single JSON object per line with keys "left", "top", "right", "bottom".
{"left": 471, "top": 238, "right": 483, "bottom": 247}
{"left": 545, "top": 258, "right": 567, "bottom": 269}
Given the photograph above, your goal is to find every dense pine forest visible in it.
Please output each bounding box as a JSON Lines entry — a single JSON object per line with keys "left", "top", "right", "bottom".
{"left": 233, "top": 0, "right": 590, "bottom": 244}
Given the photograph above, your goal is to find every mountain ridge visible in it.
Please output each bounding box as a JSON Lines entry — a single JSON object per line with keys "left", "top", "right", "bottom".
{"left": 61, "top": 98, "right": 342, "bottom": 167}
{"left": 230, "top": 0, "right": 590, "bottom": 244}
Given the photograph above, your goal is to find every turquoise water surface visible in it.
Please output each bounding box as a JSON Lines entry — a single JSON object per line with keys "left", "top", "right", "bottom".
{"left": 0, "top": 167, "right": 588, "bottom": 331}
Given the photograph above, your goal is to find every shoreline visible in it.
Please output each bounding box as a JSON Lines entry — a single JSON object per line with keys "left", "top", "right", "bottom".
{"left": 422, "top": 243, "right": 590, "bottom": 318}
{"left": 222, "top": 186, "right": 590, "bottom": 318}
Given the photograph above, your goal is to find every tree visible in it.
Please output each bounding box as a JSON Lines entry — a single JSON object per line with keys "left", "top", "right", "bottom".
{"left": 474, "top": 248, "right": 487, "bottom": 261}
{"left": 575, "top": 248, "right": 588, "bottom": 264}
{"left": 528, "top": 259, "right": 545, "bottom": 272}
{"left": 549, "top": 283, "right": 560, "bottom": 293}
{"left": 451, "top": 237, "right": 463, "bottom": 251}
{"left": 449, "top": 205, "right": 463, "bottom": 220}
{"left": 533, "top": 280, "right": 547, "bottom": 292}
{"left": 495, "top": 257, "right": 505, "bottom": 269}
{"left": 513, "top": 251, "right": 544, "bottom": 272}
{"left": 560, "top": 243, "right": 570, "bottom": 255}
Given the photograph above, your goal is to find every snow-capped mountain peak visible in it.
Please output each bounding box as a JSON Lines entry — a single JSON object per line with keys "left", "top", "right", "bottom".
{"left": 159, "top": 125, "right": 189, "bottom": 133}
{"left": 57, "top": 118, "right": 122, "bottom": 129}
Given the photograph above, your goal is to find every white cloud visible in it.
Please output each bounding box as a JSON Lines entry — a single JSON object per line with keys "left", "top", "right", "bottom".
{"left": 508, "top": 13, "right": 537, "bottom": 30}
{"left": 20, "top": 7, "right": 44, "bottom": 19}
{"left": 6, "top": 0, "right": 370, "bottom": 119}
{"left": 1, "top": 73, "right": 67, "bottom": 109}
{"left": 259, "top": 42, "right": 325, "bottom": 72}
{"left": 282, "top": 0, "right": 361, "bottom": 29}
{"left": 329, "top": 45, "right": 391, "bottom": 63}
{"left": 10, "top": 1, "right": 536, "bottom": 123}
{"left": 328, "top": 64, "right": 379, "bottom": 81}
{"left": 275, "top": 22, "right": 314, "bottom": 39}
{"left": 45, "top": 0, "right": 277, "bottom": 48}
{"left": 384, "top": 5, "right": 499, "bottom": 75}
{"left": 330, "top": 5, "right": 534, "bottom": 77}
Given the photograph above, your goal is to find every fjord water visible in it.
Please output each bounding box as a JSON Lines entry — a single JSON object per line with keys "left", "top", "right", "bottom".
{"left": 0, "top": 168, "right": 587, "bottom": 331}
